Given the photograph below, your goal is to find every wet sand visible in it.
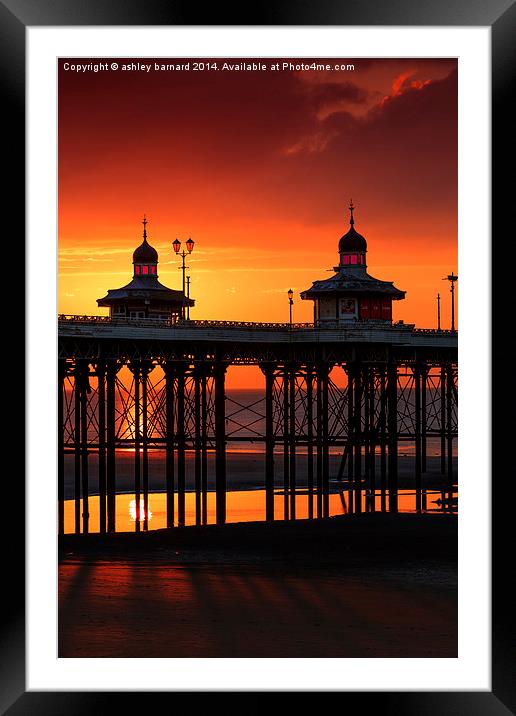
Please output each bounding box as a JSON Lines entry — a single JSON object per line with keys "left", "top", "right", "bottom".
{"left": 59, "top": 513, "right": 457, "bottom": 658}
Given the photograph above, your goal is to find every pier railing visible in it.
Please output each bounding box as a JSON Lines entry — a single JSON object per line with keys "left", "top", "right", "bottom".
{"left": 58, "top": 314, "right": 455, "bottom": 335}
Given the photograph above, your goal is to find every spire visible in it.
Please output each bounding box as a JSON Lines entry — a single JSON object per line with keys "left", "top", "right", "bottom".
{"left": 349, "top": 199, "right": 355, "bottom": 227}
{"left": 142, "top": 214, "right": 148, "bottom": 242}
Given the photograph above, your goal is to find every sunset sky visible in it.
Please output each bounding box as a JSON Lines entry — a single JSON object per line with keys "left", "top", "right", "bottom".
{"left": 59, "top": 57, "right": 457, "bottom": 371}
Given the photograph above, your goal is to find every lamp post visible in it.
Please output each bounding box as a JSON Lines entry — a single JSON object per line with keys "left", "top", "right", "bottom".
{"left": 173, "top": 237, "right": 195, "bottom": 319}
{"left": 437, "top": 292, "right": 441, "bottom": 331}
{"left": 442, "top": 272, "right": 458, "bottom": 332}
{"left": 186, "top": 276, "right": 191, "bottom": 320}
{"left": 288, "top": 288, "right": 294, "bottom": 327}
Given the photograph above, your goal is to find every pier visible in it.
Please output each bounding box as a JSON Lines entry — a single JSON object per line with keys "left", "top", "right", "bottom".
{"left": 58, "top": 315, "right": 458, "bottom": 534}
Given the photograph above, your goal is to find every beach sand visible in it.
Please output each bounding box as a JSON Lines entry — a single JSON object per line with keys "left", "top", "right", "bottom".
{"left": 59, "top": 513, "right": 457, "bottom": 658}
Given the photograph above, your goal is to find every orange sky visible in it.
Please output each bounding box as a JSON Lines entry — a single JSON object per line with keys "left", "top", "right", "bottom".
{"left": 58, "top": 58, "right": 457, "bottom": 386}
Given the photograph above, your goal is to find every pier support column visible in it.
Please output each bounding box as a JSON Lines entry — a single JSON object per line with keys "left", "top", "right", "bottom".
{"left": 367, "top": 367, "right": 376, "bottom": 512}
{"left": 387, "top": 359, "right": 398, "bottom": 513}
{"left": 106, "top": 360, "right": 117, "bottom": 533}
{"left": 74, "top": 362, "right": 81, "bottom": 533}
{"left": 289, "top": 363, "right": 297, "bottom": 520}
{"left": 201, "top": 369, "right": 209, "bottom": 525}
{"left": 78, "top": 360, "right": 90, "bottom": 534}
{"left": 164, "top": 362, "right": 175, "bottom": 528}
{"left": 363, "top": 366, "right": 370, "bottom": 511}
{"left": 440, "top": 365, "right": 446, "bottom": 474}
{"left": 142, "top": 361, "right": 151, "bottom": 531}
{"left": 347, "top": 365, "right": 354, "bottom": 514}
{"left": 316, "top": 363, "right": 330, "bottom": 518}
{"left": 421, "top": 363, "right": 428, "bottom": 510}
{"left": 132, "top": 360, "right": 141, "bottom": 532}
{"left": 282, "top": 366, "right": 289, "bottom": 520}
{"left": 306, "top": 365, "right": 314, "bottom": 519}
{"left": 58, "top": 360, "right": 66, "bottom": 535}
{"left": 446, "top": 364, "right": 454, "bottom": 499}
{"left": 194, "top": 367, "right": 202, "bottom": 526}
{"left": 414, "top": 363, "right": 422, "bottom": 512}
{"left": 380, "top": 366, "right": 387, "bottom": 512}
{"left": 176, "top": 363, "right": 186, "bottom": 527}
{"left": 261, "top": 363, "right": 276, "bottom": 521}
{"left": 316, "top": 370, "right": 323, "bottom": 518}
{"left": 214, "top": 361, "right": 227, "bottom": 525}
{"left": 353, "top": 362, "right": 363, "bottom": 514}
{"left": 97, "top": 362, "right": 107, "bottom": 534}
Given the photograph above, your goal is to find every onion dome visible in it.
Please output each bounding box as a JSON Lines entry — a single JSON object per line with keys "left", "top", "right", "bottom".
{"left": 133, "top": 215, "right": 158, "bottom": 263}
{"left": 338, "top": 200, "right": 367, "bottom": 253}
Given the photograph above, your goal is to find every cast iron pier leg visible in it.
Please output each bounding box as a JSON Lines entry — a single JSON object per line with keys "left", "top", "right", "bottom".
{"left": 414, "top": 363, "right": 422, "bottom": 512}
{"left": 316, "top": 372, "right": 323, "bottom": 518}
{"left": 106, "top": 361, "right": 117, "bottom": 533}
{"left": 58, "top": 360, "right": 65, "bottom": 535}
{"left": 380, "top": 367, "right": 387, "bottom": 512}
{"left": 97, "top": 362, "right": 106, "bottom": 533}
{"left": 165, "top": 363, "right": 175, "bottom": 528}
{"left": 177, "top": 364, "right": 186, "bottom": 527}
{"left": 387, "top": 360, "right": 398, "bottom": 513}
{"left": 347, "top": 366, "right": 354, "bottom": 514}
{"left": 194, "top": 368, "right": 202, "bottom": 525}
{"left": 79, "top": 361, "right": 90, "bottom": 534}
{"left": 283, "top": 365, "right": 289, "bottom": 520}
{"left": 440, "top": 365, "right": 446, "bottom": 475}
{"left": 142, "top": 362, "right": 149, "bottom": 531}
{"left": 446, "top": 364, "right": 454, "bottom": 503}
{"left": 306, "top": 365, "right": 314, "bottom": 519}
{"left": 201, "top": 370, "right": 208, "bottom": 525}
{"left": 354, "top": 362, "right": 362, "bottom": 514}
{"left": 214, "top": 361, "right": 227, "bottom": 525}
{"left": 74, "top": 362, "right": 81, "bottom": 533}
{"left": 289, "top": 364, "right": 297, "bottom": 520}
{"left": 133, "top": 361, "right": 141, "bottom": 532}
{"left": 263, "top": 364, "right": 275, "bottom": 521}
{"left": 322, "top": 364, "right": 330, "bottom": 518}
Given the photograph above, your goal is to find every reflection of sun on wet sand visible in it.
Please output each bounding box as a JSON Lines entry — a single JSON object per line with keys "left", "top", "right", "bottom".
{"left": 59, "top": 513, "right": 457, "bottom": 658}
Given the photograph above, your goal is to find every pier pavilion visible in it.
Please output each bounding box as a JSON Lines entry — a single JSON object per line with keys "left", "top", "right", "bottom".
{"left": 97, "top": 216, "right": 193, "bottom": 322}
{"left": 301, "top": 201, "right": 405, "bottom": 324}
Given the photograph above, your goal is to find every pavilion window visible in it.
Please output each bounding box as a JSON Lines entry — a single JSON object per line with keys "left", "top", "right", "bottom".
{"left": 359, "top": 298, "right": 370, "bottom": 319}
{"left": 350, "top": 255, "right": 358, "bottom": 265}
{"left": 142, "top": 265, "right": 149, "bottom": 275}
{"left": 135, "top": 265, "right": 141, "bottom": 275}
{"left": 343, "top": 255, "right": 350, "bottom": 265}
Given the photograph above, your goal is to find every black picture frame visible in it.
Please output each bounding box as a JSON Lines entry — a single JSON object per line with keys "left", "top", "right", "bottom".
{"left": 4, "top": 0, "right": 513, "bottom": 711}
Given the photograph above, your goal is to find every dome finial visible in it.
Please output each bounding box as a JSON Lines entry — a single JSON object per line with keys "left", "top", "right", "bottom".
{"left": 142, "top": 214, "right": 148, "bottom": 242}
{"left": 349, "top": 199, "right": 355, "bottom": 227}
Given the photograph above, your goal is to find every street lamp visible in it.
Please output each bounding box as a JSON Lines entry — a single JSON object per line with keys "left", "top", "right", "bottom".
{"left": 288, "top": 288, "right": 294, "bottom": 327}
{"left": 442, "top": 271, "right": 458, "bottom": 332}
{"left": 173, "top": 237, "right": 195, "bottom": 319}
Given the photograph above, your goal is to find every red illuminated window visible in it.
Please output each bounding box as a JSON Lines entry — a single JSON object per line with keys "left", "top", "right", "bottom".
{"left": 151, "top": 266, "right": 156, "bottom": 274}
{"left": 135, "top": 265, "right": 141, "bottom": 275}
{"left": 381, "top": 299, "right": 392, "bottom": 320}
{"left": 359, "top": 255, "right": 364, "bottom": 264}
{"left": 351, "top": 255, "right": 358, "bottom": 265}
{"left": 343, "top": 255, "right": 350, "bottom": 265}
{"left": 359, "top": 298, "right": 370, "bottom": 319}
{"left": 142, "top": 265, "right": 149, "bottom": 274}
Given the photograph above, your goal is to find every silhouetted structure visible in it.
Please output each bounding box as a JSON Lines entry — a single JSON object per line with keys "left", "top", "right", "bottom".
{"left": 59, "top": 204, "right": 458, "bottom": 536}
{"left": 301, "top": 202, "right": 405, "bottom": 324}
{"left": 97, "top": 217, "right": 193, "bottom": 321}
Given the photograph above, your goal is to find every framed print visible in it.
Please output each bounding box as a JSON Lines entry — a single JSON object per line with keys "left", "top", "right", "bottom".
{"left": 3, "top": 0, "right": 514, "bottom": 711}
